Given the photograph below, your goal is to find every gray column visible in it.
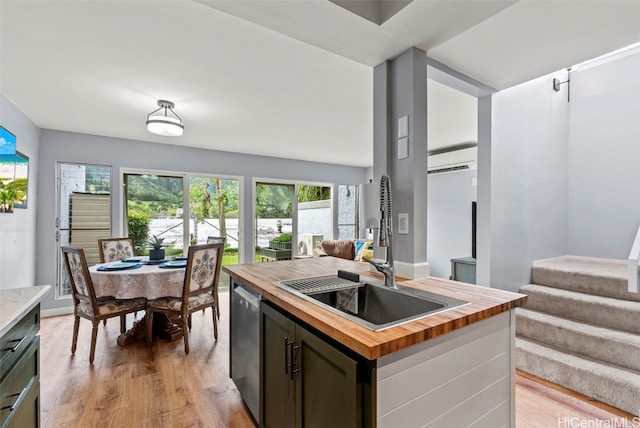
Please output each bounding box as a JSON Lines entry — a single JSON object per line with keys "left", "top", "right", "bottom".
{"left": 373, "top": 47, "right": 429, "bottom": 278}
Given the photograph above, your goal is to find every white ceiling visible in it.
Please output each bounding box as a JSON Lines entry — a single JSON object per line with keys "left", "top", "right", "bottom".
{"left": 1, "top": 0, "right": 639, "bottom": 167}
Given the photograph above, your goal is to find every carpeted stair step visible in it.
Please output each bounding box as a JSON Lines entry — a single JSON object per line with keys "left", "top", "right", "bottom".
{"left": 520, "top": 284, "right": 640, "bottom": 335}
{"left": 516, "top": 337, "right": 640, "bottom": 415}
{"left": 516, "top": 307, "right": 640, "bottom": 372}
{"left": 531, "top": 255, "right": 639, "bottom": 302}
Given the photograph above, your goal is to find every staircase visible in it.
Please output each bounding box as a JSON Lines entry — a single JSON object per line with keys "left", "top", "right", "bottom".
{"left": 516, "top": 255, "right": 640, "bottom": 414}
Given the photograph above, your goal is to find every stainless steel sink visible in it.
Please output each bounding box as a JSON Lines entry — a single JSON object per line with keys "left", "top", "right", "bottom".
{"left": 274, "top": 275, "right": 469, "bottom": 331}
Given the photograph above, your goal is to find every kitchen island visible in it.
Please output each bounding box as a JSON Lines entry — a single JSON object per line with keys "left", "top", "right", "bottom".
{"left": 224, "top": 257, "right": 526, "bottom": 427}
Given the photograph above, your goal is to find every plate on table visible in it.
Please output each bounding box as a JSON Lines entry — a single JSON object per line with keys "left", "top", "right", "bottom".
{"left": 159, "top": 260, "right": 187, "bottom": 269}
{"left": 172, "top": 256, "right": 188, "bottom": 261}
{"left": 121, "top": 257, "right": 142, "bottom": 263}
{"left": 97, "top": 262, "right": 142, "bottom": 271}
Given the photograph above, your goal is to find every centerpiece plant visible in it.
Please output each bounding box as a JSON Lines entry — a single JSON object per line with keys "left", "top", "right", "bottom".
{"left": 147, "top": 234, "right": 166, "bottom": 260}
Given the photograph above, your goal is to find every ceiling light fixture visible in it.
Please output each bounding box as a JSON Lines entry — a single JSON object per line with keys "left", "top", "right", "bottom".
{"left": 146, "top": 100, "right": 184, "bottom": 136}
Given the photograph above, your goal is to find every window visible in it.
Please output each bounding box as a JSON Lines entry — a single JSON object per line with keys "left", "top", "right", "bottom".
{"left": 124, "top": 173, "right": 185, "bottom": 257}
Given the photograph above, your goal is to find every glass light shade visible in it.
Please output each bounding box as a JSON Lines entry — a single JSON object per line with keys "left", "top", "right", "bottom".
{"left": 146, "top": 115, "right": 184, "bottom": 136}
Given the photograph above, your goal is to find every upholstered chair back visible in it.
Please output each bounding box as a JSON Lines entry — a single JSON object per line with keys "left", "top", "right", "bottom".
{"left": 61, "top": 246, "right": 98, "bottom": 310}
{"left": 184, "top": 243, "right": 224, "bottom": 298}
{"left": 98, "top": 237, "right": 135, "bottom": 263}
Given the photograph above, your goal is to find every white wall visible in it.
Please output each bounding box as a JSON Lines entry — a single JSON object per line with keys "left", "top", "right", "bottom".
{"left": 427, "top": 170, "right": 477, "bottom": 279}
{"left": 0, "top": 95, "right": 40, "bottom": 290}
{"left": 489, "top": 72, "right": 570, "bottom": 292}
{"left": 568, "top": 49, "right": 640, "bottom": 258}
{"left": 427, "top": 79, "right": 478, "bottom": 150}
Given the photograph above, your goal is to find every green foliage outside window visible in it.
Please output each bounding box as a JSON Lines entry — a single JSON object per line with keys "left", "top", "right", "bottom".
{"left": 127, "top": 210, "right": 150, "bottom": 254}
{"left": 256, "top": 183, "right": 294, "bottom": 218}
{"left": 298, "top": 185, "right": 330, "bottom": 203}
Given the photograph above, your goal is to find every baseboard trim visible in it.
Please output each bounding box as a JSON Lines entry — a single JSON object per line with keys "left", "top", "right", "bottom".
{"left": 394, "top": 261, "right": 430, "bottom": 280}
{"left": 42, "top": 306, "right": 74, "bottom": 318}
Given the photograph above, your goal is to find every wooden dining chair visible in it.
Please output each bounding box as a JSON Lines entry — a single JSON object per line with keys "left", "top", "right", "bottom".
{"left": 205, "top": 236, "right": 225, "bottom": 318}
{"left": 61, "top": 246, "right": 146, "bottom": 364}
{"left": 145, "top": 242, "right": 224, "bottom": 354}
{"left": 98, "top": 237, "right": 135, "bottom": 263}
{"left": 97, "top": 237, "right": 137, "bottom": 326}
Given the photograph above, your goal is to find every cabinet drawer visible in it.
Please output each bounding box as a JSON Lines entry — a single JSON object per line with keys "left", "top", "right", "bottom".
{"left": 0, "top": 305, "right": 40, "bottom": 381}
{"left": 4, "top": 379, "right": 39, "bottom": 428}
{"left": 0, "top": 336, "right": 39, "bottom": 428}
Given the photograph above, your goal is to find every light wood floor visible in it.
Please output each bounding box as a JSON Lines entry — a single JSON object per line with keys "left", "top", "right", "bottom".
{"left": 40, "top": 291, "right": 635, "bottom": 427}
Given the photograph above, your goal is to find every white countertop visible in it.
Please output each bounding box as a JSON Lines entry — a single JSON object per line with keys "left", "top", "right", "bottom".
{"left": 0, "top": 285, "right": 51, "bottom": 337}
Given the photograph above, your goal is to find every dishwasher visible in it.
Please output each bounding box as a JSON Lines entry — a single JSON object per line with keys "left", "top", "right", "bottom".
{"left": 230, "top": 278, "right": 260, "bottom": 421}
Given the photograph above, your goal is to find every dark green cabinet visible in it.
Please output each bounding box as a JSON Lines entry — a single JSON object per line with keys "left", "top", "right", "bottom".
{"left": 0, "top": 304, "right": 41, "bottom": 428}
{"left": 261, "top": 302, "right": 296, "bottom": 428}
{"left": 260, "top": 302, "right": 363, "bottom": 428}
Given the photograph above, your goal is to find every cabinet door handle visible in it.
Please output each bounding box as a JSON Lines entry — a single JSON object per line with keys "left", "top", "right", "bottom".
{"left": 0, "top": 387, "right": 28, "bottom": 411}
{"left": 3, "top": 335, "right": 27, "bottom": 352}
{"left": 289, "top": 342, "right": 301, "bottom": 381}
{"left": 284, "top": 336, "right": 290, "bottom": 375}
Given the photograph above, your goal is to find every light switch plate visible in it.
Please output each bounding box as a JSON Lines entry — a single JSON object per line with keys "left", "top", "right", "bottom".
{"left": 398, "top": 213, "right": 409, "bottom": 234}
{"left": 398, "top": 116, "right": 408, "bottom": 138}
{"left": 398, "top": 137, "right": 409, "bottom": 159}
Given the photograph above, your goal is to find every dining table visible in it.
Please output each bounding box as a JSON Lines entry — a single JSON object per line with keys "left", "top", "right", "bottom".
{"left": 89, "top": 258, "right": 187, "bottom": 346}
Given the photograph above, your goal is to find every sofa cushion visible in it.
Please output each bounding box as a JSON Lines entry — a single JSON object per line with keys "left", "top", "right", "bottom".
{"left": 355, "top": 240, "right": 373, "bottom": 262}
{"left": 320, "top": 240, "right": 355, "bottom": 260}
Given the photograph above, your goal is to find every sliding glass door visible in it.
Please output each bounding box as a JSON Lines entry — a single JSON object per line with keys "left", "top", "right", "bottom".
{"left": 122, "top": 171, "right": 241, "bottom": 289}
{"left": 296, "top": 184, "right": 332, "bottom": 256}
{"left": 254, "top": 181, "right": 336, "bottom": 261}
{"left": 188, "top": 176, "right": 241, "bottom": 283}
{"left": 188, "top": 177, "right": 239, "bottom": 247}
{"left": 255, "top": 182, "right": 294, "bottom": 262}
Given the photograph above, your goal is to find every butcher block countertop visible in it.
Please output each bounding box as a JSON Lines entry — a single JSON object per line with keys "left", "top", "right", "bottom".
{"left": 223, "top": 257, "right": 527, "bottom": 360}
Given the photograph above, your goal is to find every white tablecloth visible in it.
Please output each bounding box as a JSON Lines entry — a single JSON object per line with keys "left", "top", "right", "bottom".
{"left": 89, "top": 263, "right": 185, "bottom": 300}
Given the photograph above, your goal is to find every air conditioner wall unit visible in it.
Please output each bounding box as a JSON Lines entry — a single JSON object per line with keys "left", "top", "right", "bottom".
{"left": 427, "top": 147, "right": 477, "bottom": 174}
{"left": 297, "top": 234, "right": 323, "bottom": 256}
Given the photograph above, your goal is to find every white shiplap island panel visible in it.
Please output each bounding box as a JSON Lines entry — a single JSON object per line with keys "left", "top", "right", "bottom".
{"left": 377, "top": 311, "right": 514, "bottom": 427}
